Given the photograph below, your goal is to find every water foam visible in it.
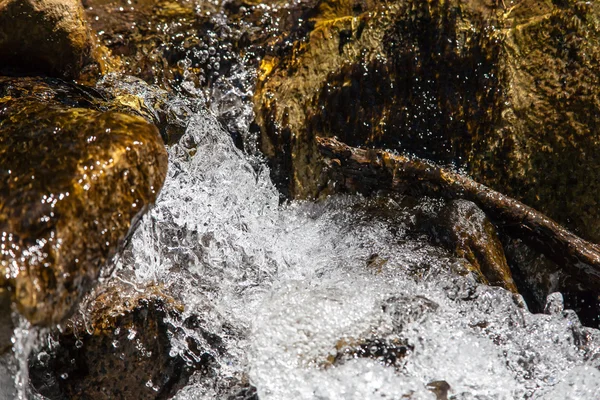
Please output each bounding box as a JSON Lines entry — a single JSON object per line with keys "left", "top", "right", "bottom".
{"left": 118, "top": 109, "right": 600, "bottom": 399}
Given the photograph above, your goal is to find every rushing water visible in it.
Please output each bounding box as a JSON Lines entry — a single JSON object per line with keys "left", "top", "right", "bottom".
{"left": 3, "top": 74, "right": 600, "bottom": 399}
{"left": 61, "top": 77, "right": 598, "bottom": 399}
{"left": 4, "top": 18, "right": 600, "bottom": 400}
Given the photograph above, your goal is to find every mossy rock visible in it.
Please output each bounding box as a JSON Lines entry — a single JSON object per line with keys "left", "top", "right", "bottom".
{"left": 29, "top": 283, "right": 218, "bottom": 400}
{"left": 0, "top": 77, "right": 168, "bottom": 326}
{"left": 254, "top": 0, "right": 600, "bottom": 243}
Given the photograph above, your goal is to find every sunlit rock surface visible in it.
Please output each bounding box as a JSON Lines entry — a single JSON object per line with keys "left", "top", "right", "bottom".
{"left": 0, "top": 0, "right": 101, "bottom": 78}
{"left": 0, "top": 77, "right": 168, "bottom": 326}
{"left": 28, "top": 282, "right": 217, "bottom": 400}
{"left": 254, "top": 0, "right": 600, "bottom": 244}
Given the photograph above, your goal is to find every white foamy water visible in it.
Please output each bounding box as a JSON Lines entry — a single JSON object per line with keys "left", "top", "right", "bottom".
{"left": 116, "top": 107, "right": 600, "bottom": 400}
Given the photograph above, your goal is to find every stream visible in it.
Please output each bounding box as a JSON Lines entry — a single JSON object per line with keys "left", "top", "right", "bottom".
{"left": 3, "top": 3, "right": 600, "bottom": 398}
{"left": 35, "top": 78, "right": 600, "bottom": 399}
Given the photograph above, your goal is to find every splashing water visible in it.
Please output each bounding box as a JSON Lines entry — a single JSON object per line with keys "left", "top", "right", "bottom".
{"left": 107, "top": 102, "right": 600, "bottom": 399}
{"left": 6, "top": 68, "right": 600, "bottom": 397}
{"left": 3, "top": 1, "right": 598, "bottom": 397}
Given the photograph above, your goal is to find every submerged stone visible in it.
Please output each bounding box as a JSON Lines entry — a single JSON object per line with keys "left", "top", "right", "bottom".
{"left": 431, "top": 200, "right": 518, "bottom": 293}
{"left": 253, "top": 0, "right": 600, "bottom": 243}
{"left": 0, "top": 77, "right": 168, "bottom": 326}
{"left": 0, "top": 0, "right": 101, "bottom": 78}
{"left": 327, "top": 337, "right": 413, "bottom": 369}
{"left": 29, "top": 282, "right": 217, "bottom": 400}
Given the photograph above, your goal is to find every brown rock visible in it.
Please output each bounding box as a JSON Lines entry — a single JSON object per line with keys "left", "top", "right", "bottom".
{"left": 433, "top": 200, "right": 518, "bottom": 293}
{"left": 253, "top": 0, "right": 600, "bottom": 243}
{"left": 0, "top": 0, "right": 100, "bottom": 78}
{"left": 29, "top": 283, "right": 218, "bottom": 400}
{"left": 326, "top": 337, "right": 413, "bottom": 369}
{"left": 0, "top": 77, "right": 168, "bottom": 326}
{"left": 81, "top": 0, "right": 318, "bottom": 92}
{"left": 427, "top": 380, "right": 450, "bottom": 400}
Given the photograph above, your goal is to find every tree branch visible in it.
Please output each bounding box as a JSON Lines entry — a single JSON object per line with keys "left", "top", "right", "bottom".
{"left": 317, "top": 136, "right": 600, "bottom": 287}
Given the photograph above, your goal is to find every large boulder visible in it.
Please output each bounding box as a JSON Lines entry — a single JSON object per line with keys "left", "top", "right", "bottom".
{"left": 253, "top": 0, "right": 600, "bottom": 243}
{"left": 0, "top": 0, "right": 101, "bottom": 78}
{"left": 0, "top": 77, "right": 168, "bottom": 326}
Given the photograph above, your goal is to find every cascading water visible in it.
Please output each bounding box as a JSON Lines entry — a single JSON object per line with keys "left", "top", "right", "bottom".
{"left": 87, "top": 80, "right": 600, "bottom": 398}
{"left": 4, "top": 7, "right": 600, "bottom": 398}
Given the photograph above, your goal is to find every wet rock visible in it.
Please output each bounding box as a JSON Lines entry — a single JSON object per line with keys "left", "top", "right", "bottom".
{"left": 254, "top": 0, "right": 600, "bottom": 243}
{"left": 382, "top": 294, "right": 440, "bottom": 333}
{"left": 80, "top": 0, "right": 322, "bottom": 143}
{"left": 0, "top": 288, "right": 13, "bottom": 355}
{"left": 505, "top": 238, "right": 600, "bottom": 328}
{"left": 81, "top": 0, "right": 311, "bottom": 92}
{"left": 504, "top": 237, "right": 563, "bottom": 311}
{"left": 80, "top": 0, "right": 320, "bottom": 148}
{"left": 544, "top": 292, "right": 564, "bottom": 316}
{"left": 0, "top": 77, "right": 168, "bottom": 326}
{"left": 0, "top": 0, "right": 101, "bottom": 78}
{"left": 96, "top": 75, "right": 199, "bottom": 145}
{"left": 29, "top": 283, "right": 217, "bottom": 400}
{"left": 431, "top": 200, "right": 517, "bottom": 293}
{"left": 224, "top": 379, "right": 259, "bottom": 400}
{"left": 328, "top": 337, "right": 413, "bottom": 369}
{"left": 426, "top": 380, "right": 450, "bottom": 400}
{"left": 82, "top": 0, "right": 214, "bottom": 90}
{"left": 254, "top": 0, "right": 501, "bottom": 197}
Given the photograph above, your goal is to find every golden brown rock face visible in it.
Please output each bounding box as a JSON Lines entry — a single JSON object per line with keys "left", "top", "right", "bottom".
{"left": 254, "top": 0, "right": 600, "bottom": 243}
{"left": 0, "top": 77, "right": 168, "bottom": 326}
{"left": 255, "top": 0, "right": 498, "bottom": 197}
{"left": 474, "top": 1, "right": 600, "bottom": 243}
{"left": 0, "top": 0, "right": 100, "bottom": 79}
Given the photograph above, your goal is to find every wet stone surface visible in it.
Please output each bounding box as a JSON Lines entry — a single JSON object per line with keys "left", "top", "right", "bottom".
{"left": 29, "top": 282, "right": 220, "bottom": 400}
{"left": 253, "top": 0, "right": 600, "bottom": 245}
{"left": 431, "top": 199, "right": 517, "bottom": 293}
{"left": 0, "top": 77, "right": 168, "bottom": 326}
{"left": 82, "top": 0, "right": 316, "bottom": 92}
{"left": 0, "top": 0, "right": 101, "bottom": 79}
